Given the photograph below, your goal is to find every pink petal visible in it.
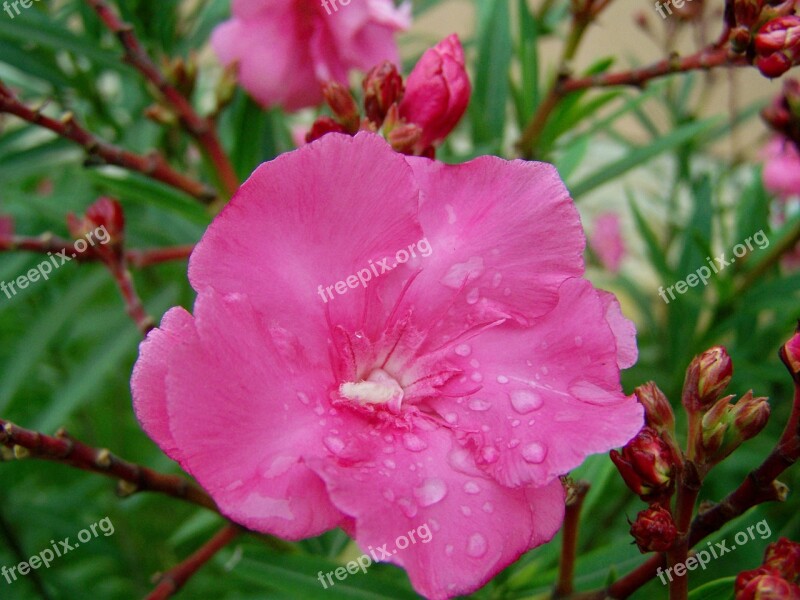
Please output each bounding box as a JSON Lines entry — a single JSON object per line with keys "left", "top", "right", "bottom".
{"left": 428, "top": 278, "right": 643, "bottom": 487}
{"left": 588, "top": 212, "right": 625, "bottom": 273}
{"left": 308, "top": 425, "right": 564, "bottom": 599}
{"left": 598, "top": 290, "right": 638, "bottom": 369}
{"left": 763, "top": 136, "right": 800, "bottom": 199}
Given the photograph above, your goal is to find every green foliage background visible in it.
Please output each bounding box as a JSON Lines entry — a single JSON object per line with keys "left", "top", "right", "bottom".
{"left": 1, "top": 1, "right": 799, "bottom": 599}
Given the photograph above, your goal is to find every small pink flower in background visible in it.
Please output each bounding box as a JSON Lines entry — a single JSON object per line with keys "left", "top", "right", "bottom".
{"left": 132, "top": 133, "right": 642, "bottom": 599}
{"left": 398, "top": 34, "right": 470, "bottom": 153}
{"left": 211, "top": 0, "right": 411, "bottom": 111}
{"left": 763, "top": 136, "right": 800, "bottom": 199}
{"left": 589, "top": 212, "right": 625, "bottom": 273}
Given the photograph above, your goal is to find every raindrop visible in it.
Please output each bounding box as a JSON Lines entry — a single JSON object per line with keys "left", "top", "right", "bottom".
{"left": 482, "top": 502, "right": 494, "bottom": 513}
{"left": 470, "top": 372, "right": 483, "bottom": 383}
{"left": 507, "top": 438, "right": 521, "bottom": 449}
{"left": 469, "top": 358, "right": 480, "bottom": 368}
{"left": 297, "top": 392, "right": 310, "bottom": 405}
{"left": 445, "top": 544, "right": 454, "bottom": 556}
{"left": 464, "top": 481, "right": 481, "bottom": 494}
{"left": 510, "top": 389, "right": 543, "bottom": 414}
{"left": 496, "top": 375, "right": 509, "bottom": 384}
{"left": 441, "top": 256, "right": 485, "bottom": 289}
{"left": 397, "top": 498, "right": 418, "bottom": 518}
{"left": 324, "top": 436, "right": 345, "bottom": 456}
{"left": 414, "top": 478, "right": 447, "bottom": 507}
{"left": 402, "top": 433, "right": 428, "bottom": 452}
{"left": 466, "top": 288, "right": 480, "bottom": 305}
{"left": 454, "top": 344, "right": 472, "bottom": 357}
{"left": 469, "top": 398, "right": 491, "bottom": 411}
{"left": 461, "top": 505, "right": 472, "bottom": 516}
{"left": 480, "top": 446, "right": 499, "bottom": 464}
{"left": 444, "top": 412, "right": 458, "bottom": 424}
{"left": 492, "top": 272, "right": 502, "bottom": 288}
{"left": 466, "top": 533, "right": 488, "bottom": 558}
{"left": 445, "top": 203, "right": 457, "bottom": 224}
{"left": 510, "top": 419, "right": 521, "bottom": 427}
{"left": 383, "top": 489, "right": 395, "bottom": 502}
{"left": 383, "top": 459, "right": 396, "bottom": 469}
{"left": 522, "top": 442, "right": 547, "bottom": 463}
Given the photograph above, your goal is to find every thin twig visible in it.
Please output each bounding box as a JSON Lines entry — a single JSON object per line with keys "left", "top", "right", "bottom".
{"left": 0, "top": 82, "right": 216, "bottom": 203}
{"left": 84, "top": 0, "right": 239, "bottom": 199}
{"left": 554, "top": 480, "right": 591, "bottom": 598}
{"left": 144, "top": 524, "right": 241, "bottom": 600}
{"left": 0, "top": 419, "right": 218, "bottom": 512}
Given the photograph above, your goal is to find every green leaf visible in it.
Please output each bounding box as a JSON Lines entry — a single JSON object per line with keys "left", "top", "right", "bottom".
{"left": 687, "top": 576, "right": 736, "bottom": 600}
{"left": 570, "top": 117, "right": 720, "bottom": 198}
{"left": 516, "top": 0, "right": 539, "bottom": 126}
{"left": 470, "top": 0, "right": 513, "bottom": 147}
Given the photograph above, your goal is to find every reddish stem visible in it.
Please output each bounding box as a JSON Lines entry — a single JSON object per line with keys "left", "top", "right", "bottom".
{"left": 84, "top": 0, "right": 239, "bottom": 199}
{"left": 555, "top": 480, "right": 591, "bottom": 598}
{"left": 145, "top": 524, "right": 241, "bottom": 600}
{"left": 0, "top": 419, "right": 218, "bottom": 512}
{"left": 105, "top": 256, "right": 156, "bottom": 335}
{"left": 0, "top": 82, "right": 215, "bottom": 203}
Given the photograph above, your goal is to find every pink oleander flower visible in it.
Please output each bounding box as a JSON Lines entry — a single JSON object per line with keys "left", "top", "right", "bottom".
{"left": 399, "top": 34, "right": 470, "bottom": 154}
{"left": 754, "top": 15, "right": 800, "bottom": 78}
{"left": 132, "top": 133, "right": 643, "bottom": 599}
{"left": 763, "top": 136, "right": 800, "bottom": 199}
{"left": 588, "top": 212, "right": 625, "bottom": 273}
{"left": 211, "top": 0, "right": 411, "bottom": 111}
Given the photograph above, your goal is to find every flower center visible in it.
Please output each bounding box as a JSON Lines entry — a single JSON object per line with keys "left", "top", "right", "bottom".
{"left": 339, "top": 368, "right": 405, "bottom": 413}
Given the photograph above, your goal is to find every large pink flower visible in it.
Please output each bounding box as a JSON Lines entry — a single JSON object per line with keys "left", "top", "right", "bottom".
{"left": 211, "top": 0, "right": 410, "bottom": 111}
{"left": 763, "top": 136, "right": 800, "bottom": 199}
{"left": 132, "top": 133, "right": 643, "bottom": 599}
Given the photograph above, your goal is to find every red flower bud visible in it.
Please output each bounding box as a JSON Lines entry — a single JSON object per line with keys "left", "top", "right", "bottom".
{"left": 398, "top": 34, "right": 470, "bottom": 153}
{"left": 764, "top": 538, "right": 800, "bottom": 580}
{"left": 780, "top": 324, "right": 800, "bottom": 380}
{"left": 322, "top": 82, "right": 360, "bottom": 133}
{"left": 682, "top": 346, "right": 733, "bottom": 413}
{"left": 610, "top": 426, "right": 677, "bottom": 500}
{"left": 736, "top": 572, "right": 800, "bottom": 600}
{"left": 630, "top": 504, "right": 678, "bottom": 553}
{"left": 731, "top": 391, "right": 770, "bottom": 441}
{"left": 67, "top": 197, "right": 124, "bottom": 247}
{"left": 735, "top": 0, "right": 764, "bottom": 29}
{"left": 305, "top": 117, "right": 348, "bottom": 144}
{"left": 362, "top": 61, "right": 404, "bottom": 127}
{"left": 635, "top": 382, "right": 675, "bottom": 432}
{"left": 387, "top": 122, "right": 424, "bottom": 156}
{"left": 755, "top": 16, "right": 800, "bottom": 78}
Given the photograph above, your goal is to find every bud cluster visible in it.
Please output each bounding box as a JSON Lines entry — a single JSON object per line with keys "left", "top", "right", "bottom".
{"left": 728, "top": 0, "right": 800, "bottom": 78}
{"left": 305, "top": 35, "right": 470, "bottom": 157}
{"left": 736, "top": 538, "right": 800, "bottom": 599}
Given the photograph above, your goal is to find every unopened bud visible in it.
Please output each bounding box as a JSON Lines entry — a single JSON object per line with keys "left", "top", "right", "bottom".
{"left": 635, "top": 382, "right": 675, "bottom": 432}
{"left": 67, "top": 197, "right": 125, "bottom": 254}
{"left": 305, "top": 117, "right": 348, "bottom": 144}
{"left": 755, "top": 16, "right": 800, "bottom": 79}
{"left": 322, "top": 82, "right": 360, "bottom": 133}
{"left": 735, "top": 570, "right": 800, "bottom": 599}
{"left": 362, "top": 61, "right": 404, "bottom": 127}
{"left": 610, "top": 426, "right": 677, "bottom": 500}
{"left": 630, "top": 504, "right": 678, "bottom": 553}
{"left": 731, "top": 391, "right": 770, "bottom": 441}
{"left": 700, "top": 394, "right": 735, "bottom": 455}
{"left": 780, "top": 324, "right": 800, "bottom": 381}
{"left": 682, "top": 346, "right": 733, "bottom": 413}
{"left": 388, "top": 122, "right": 424, "bottom": 155}
{"left": 764, "top": 538, "right": 800, "bottom": 580}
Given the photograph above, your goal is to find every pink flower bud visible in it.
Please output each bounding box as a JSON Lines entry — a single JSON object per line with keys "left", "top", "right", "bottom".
{"left": 736, "top": 571, "right": 800, "bottom": 599}
{"left": 780, "top": 324, "right": 800, "bottom": 379}
{"left": 731, "top": 391, "right": 770, "bottom": 441}
{"left": 362, "top": 61, "right": 404, "bottom": 127}
{"left": 67, "top": 197, "right": 124, "bottom": 246}
{"left": 398, "top": 34, "right": 470, "bottom": 153}
{"left": 755, "top": 16, "right": 800, "bottom": 78}
{"left": 629, "top": 504, "right": 678, "bottom": 553}
{"left": 682, "top": 346, "right": 733, "bottom": 412}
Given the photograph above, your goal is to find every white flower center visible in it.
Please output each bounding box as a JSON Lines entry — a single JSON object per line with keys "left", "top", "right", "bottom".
{"left": 339, "top": 368, "right": 404, "bottom": 413}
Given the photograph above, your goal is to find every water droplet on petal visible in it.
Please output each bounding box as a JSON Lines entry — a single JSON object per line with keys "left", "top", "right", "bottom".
{"left": 449, "top": 448, "right": 474, "bottom": 473}
{"left": 469, "top": 358, "right": 480, "bottom": 368}
{"left": 445, "top": 203, "right": 457, "bottom": 224}
{"left": 492, "top": 272, "right": 502, "bottom": 288}
{"left": 324, "top": 436, "right": 345, "bottom": 456}
{"left": 444, "top": 412, "right": 458, "bottom": 424}
{"left": 414, "top": 478, "right": 447, "bottom": 507}
{"left": 441, "top": 256, "right": 485, "bottom": 289}
{"left": 402, "top": 433, "right": 428, "bottom": 452}
{"left": 445, "top": 544, "right": 454, "bottom": 556}
{"left": 469, "top": 398, "right": 491, "bottom": 411}
{"left": 510, "top": 389, "right": 543, "bottom": 414}
{"left": 383, "top": 489, "right": 395, "bottom": 502}
{"left": 297, "top": 392, "right": 310, "bottom": 405}
{"left": 383, "top": 459, "right": 396, "bottom": 469}
{"left": 510, "top": 419, "right": 521, "bottom": 427}
{"left": 429, "top": 518, "right": 441, "bottom": 532}
{"left": 470, "top": 372, "right": 483, "bottom": 383}
{"left": 496, "top": 375, "right": 509, "bottom": 384}
{"left": 467, "top": 533, "right": 488, "bottom": 558}
{"left": 397, "top": 498, "right": 418, "bottom": 518}
{"left": 466, "top": 288, "right": 480, "bottom": 305}
{"left": 522, "top": 442, "right": 547, "bottom": 463}
{"left": 464, "top": 481, "right": 481, "bottom": 494}
{"left": 480, "top": 446, "right": 499, "bottom": 464}
{"left": 508, "top": 438, "right": 521, "bottom": 449}
{"left": 461, "top": 505, "right": 472, "bottom": 516}
{"left": 454, "top": 344, "right": 472, "bottom": 357}
{"left": 482, "top": 502, "right": 494, "bottom": 513}
{"left": 314, "top": 404, "right": 326, "bottom": 416}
